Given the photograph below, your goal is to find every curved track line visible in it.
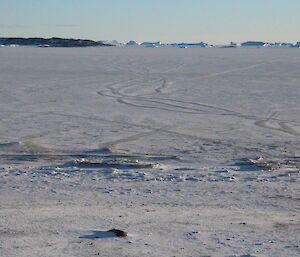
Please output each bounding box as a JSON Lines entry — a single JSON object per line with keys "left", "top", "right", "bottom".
{"left": 179, "top": 62, "right": 271, "bottom": 83}
{"left": 255, "top": 120, "right": 300, "bottom": 137}
{"left": 118, "top": 97, "right": 202, "bottom": 114}
{"left": 100, "top": 124, "right": 177, "bottom": 149}
{"left": 96, "top": 62, "right": 281, "bottom": 120}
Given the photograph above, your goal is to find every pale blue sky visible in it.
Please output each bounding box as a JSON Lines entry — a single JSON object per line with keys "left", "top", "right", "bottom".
{"left": 1, "top": 0, "right": 299, "bottom": 43}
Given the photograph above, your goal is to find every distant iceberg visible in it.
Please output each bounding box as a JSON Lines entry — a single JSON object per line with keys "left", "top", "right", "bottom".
{"left": 241, "top": 41, "right": 266, "bottom": 47}
{"left": 126, "top": 40, "right": 139, "bottom": 46}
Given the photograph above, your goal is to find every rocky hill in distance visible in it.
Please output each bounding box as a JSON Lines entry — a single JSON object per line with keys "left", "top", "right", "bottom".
{"left": 0, "top": 37, "right": 114, "bottom": 47}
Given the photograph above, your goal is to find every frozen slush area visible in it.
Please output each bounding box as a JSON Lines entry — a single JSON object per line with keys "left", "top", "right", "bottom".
{"left": 0, "top": 47, "right": 299, "bottom": 257}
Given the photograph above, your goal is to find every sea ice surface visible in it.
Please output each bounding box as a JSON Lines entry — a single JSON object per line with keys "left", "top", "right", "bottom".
{"left": 0, "top": 47, "right": 299, "bottom": 257}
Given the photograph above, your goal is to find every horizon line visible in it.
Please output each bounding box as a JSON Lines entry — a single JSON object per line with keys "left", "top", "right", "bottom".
{"left": 0, "top": 36, "right": 299, "bottom": 45}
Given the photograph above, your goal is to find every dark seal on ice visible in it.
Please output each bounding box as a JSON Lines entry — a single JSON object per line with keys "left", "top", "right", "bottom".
{"left": 108, "top": 229, "right": 127, "bottom": 237}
